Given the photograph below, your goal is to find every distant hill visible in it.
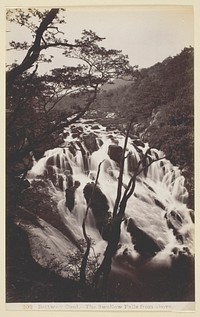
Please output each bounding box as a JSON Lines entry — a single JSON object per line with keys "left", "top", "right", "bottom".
{"left": 47, "top": 77, "right": 134, "bottom": 112}
{"left": 100, "top": 77, "right": 134, "bottom": 92}
{"left": 91, "top": 47, "right": 194, "bottom": 207}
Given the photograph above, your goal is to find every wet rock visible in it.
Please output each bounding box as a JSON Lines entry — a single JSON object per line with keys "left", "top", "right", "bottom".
{"left": 106, "top": 125, "right": 117, "bottom": 131}
{"left": 91, "top": 125, "right": 100, "bottom": 130}
{"left": 71, "top": 127, "right": 78, "bottom": 134}
{"left": 127, "top": 153, "right": 138, "bottom": 172}
{"left": 108, "top": 145, "right": 123, "bottom": 164}
{"left": 68, "top": 142, "right": 77, "bottom": 156}
{"left": 154, "top": 198, "right": 166, "bottom": 210}
{"left": 63, "top": 131, "right": 69, "bottom": 138}
{"left": 132, "top": 139, "right": 145, "bottom": 148}
{"left": 126, "top": 218, "right": 163, "bottom": 257}
{"left": 46, "top": 156, "right": 55, "bottom": 166}
{"left": 70, "top": 126, "right": 83, "bottom": 138}
{"left": 65, "top": 161, "right": 73, "bottom": 175}
{"left": 76, "top": 141, "right": 89, "bottom": 172}
{"left": 65, "top": 181, "right": 81, "bottom": 212}
{"left": 65, "top": 173, "right": 73, "bottom": 188}
{"left": 165, "top": 210, "right": 184, "bottom": 243}
{"left": 83, "top": 183, "right": 110, "bottom": 234}
{"left": 160, "top": 160, "right": 166, "bottom": 172}
{"left": 83, "top": 133, "right": 98, "bottom": 154}
{"left": 97, "top": 138, "right": 103, "bottom": 147}
{"left": 58, "top": 174, "right": 64, "bottom": 191}
{"left": 56, "top": 154, "right": 61, "bottom": 169}
{"left": 71, "top": 133, "right": 80, "bottom": 139}
{"left": 108, "top": 135, "right": 119, "bottom": 144}
{"left": 44, "top": 165, "right": 57, "bottom": 185}
{"left": 46, "top": 153, "right": 72, "bottom": 175}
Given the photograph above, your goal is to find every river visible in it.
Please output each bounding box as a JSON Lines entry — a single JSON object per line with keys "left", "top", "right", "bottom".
{"left": 18, "top": 119, "right": 194, "bottom": 301}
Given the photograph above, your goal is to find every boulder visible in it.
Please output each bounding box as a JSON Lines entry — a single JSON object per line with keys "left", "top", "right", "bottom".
{"left": 83, "top": 133, "right": 98, "bottom": 154}
{"left": 108, "top": 145, "right": 123, "bottom": 164}
{"left": 83, "top": 183, "right": 110, "bottom": 234}
{"left": 126, "top": 218, "right": 163, "bottom": 257}
{"left": 71, "top": 133, "right": 80, "bottom": 139}
{"left": 46, "top": 156, "right": 55, "bottom": 166}
{"left": 65, "top": 173, "right": 73, "bottom": 188}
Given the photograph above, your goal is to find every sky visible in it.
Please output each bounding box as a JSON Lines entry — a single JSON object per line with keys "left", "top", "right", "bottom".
{"left": 6, "top": 6, "right": 194, "bottom": 73}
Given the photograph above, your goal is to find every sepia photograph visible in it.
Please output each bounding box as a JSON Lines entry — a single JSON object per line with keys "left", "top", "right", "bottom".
{"left": 5, "top": 3, "right": 195, "bottom": 311}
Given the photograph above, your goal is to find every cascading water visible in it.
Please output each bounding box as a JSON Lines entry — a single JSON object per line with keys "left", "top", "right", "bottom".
{"left": 19, "top": 119, "right": 194, "bottom": 301}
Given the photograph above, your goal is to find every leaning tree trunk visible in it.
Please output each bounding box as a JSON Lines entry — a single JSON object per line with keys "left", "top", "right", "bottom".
{"left": 93, "top": 216, "right": 122, "bottom": 292}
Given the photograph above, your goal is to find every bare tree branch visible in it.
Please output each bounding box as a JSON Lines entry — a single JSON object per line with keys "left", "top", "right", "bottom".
{"left": 93, "top": 120, "right": 166, "bottom": 292}
{"left": 7, "top": 9, "right": 59, "bottom": 87}
{"left": 113, "top": 118, "right": 134, "bottom": 217}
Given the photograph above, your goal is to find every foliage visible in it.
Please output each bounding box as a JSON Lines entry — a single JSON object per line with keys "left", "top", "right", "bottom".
{"left": 68, "top": 240, "right": 101, "bottom": 284}
{"left": 6, "top": 8, "right": 133, "bottom": 179}
{"left": 90, "top": 47, "right": 194, "bottom": 206}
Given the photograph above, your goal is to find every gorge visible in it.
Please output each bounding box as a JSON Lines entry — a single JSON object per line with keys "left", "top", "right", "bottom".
{"left": 8, "top": 119, "right": 195, "bottom": 302}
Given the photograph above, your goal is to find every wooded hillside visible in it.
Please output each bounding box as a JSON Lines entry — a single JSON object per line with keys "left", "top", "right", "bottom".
{"left": 91, "top": 47, "right": 194, "bottom": 207}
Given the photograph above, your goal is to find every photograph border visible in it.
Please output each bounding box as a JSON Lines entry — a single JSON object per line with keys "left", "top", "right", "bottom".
{"left": 1, "top": 0, "right": 200, "bottom": 316}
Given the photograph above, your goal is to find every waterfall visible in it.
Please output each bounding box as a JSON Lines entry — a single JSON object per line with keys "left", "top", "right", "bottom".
{"left": 22, "top": 119, "right": 194, "bottom": 297}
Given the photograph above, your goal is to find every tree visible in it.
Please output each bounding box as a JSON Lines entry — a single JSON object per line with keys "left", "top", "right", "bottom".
{"left": 6, "top": 8, "right": 134, "bottom": 207}
{"left": 76, "top": 118, "right": 165, "bottom": 294}
{"left": 91, "top": 121, "right": 165, "bottom": 294}
{"left": 6, "top": 9, "right": 67, "bottom": 87}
